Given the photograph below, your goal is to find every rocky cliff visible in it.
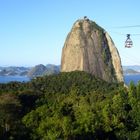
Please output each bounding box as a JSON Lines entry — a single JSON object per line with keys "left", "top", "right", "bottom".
{"left": 61, "top": 18, "right": 124, "bottom": 83}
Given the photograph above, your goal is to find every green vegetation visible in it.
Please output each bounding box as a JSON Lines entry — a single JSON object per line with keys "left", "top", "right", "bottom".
{"left": 0, "top": 71, "right": 140, "bottom": 139}
{"left": 91, "top": 21, "right": 104, "bottom": 33}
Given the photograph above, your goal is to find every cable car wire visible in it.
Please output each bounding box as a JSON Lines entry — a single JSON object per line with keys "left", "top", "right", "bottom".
{"left": 111, "top": 32, "right": 140, "bottom": 36}
{"left": 112, "top": 25, "right": 140, "bottom": 28}
{"left": 120, "top": 50, "right": 140, "bottom": 65}
{"left": 105, "top": 24, "right": 140, "bottom": 36}
{"left": 104, "top": 24, "right": 140, "bottom": 63}
{"left": 107, "top": 30, "right": 140, "bottom": 36}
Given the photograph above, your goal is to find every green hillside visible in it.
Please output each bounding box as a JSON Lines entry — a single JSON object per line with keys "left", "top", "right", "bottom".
{"left": 0, "top": 71, "right": 140, "bottom": 140}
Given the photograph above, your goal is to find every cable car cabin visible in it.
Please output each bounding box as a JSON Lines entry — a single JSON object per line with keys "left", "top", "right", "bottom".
{"left": 125, "top": 34, "right": 133, "bottom": 48}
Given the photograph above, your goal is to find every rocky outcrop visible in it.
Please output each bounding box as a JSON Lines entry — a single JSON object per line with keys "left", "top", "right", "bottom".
{"left": 61, "top": 18, "right": 124, "bottom": 83}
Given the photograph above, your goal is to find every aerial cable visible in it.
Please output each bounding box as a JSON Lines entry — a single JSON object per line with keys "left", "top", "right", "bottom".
{"left": 107, "top": 24, "right": 140, "bottom": 29}
{"left": 113, "top": 25, "right": 140, "bottom": 28}
{"left": 104, "top": 24, "right": 140, "bottom": 48}
{"left": 106, "top": 24, "right": 140, "bottom": 36}
{"left": 120, "top": 50, "right": 140, "bottom": 64}
{"left": 121, "top": 53, "right": 139, "bottom": 65}
{"left": 105, "top": 24, "right": 140, "bottom": 64}
{"left": 110, "top": 32, "right": 140, "bottom": 36}
{"left": 106, "top": 31, "right": 139, "bottom": 48}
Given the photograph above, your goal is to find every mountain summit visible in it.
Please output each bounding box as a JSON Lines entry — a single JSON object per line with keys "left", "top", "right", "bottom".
{"left": 61, "top": 17, "right": 123, "bottom": 83}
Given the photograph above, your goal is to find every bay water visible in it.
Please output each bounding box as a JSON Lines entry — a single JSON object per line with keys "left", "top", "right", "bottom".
{"left": 0, "top": 76, "right": 30, "bottom": 83}
{"left": 0, "top": 75, "right": 140, "bottom": 85}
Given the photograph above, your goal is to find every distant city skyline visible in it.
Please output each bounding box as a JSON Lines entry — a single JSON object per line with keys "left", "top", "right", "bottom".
{"left": 0, "top": 0, "right": 140, "bottom": 66}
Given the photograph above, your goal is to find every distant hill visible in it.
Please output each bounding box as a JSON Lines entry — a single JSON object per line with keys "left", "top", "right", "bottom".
{"left": 0, "top": 67, "right": 30, "bottom": 76}
{"left": 123, "top": 69, "right": 140, "bottom": 75}
{"left": 1, "top": 65, "right": 140, "bottom": 77}
{"left": 123, "top": 65, "right": 140, "bottom": 72}
{"left": 27, "top": 64, "right": 47, "bottom": 78}
{"left": 45, "top": 64, "right": 60, "bottom": 75}
{"left": 0, "top": 64, "right": 60, "bottom": 77}
{"left": 27, "top": 64, "right": 60, "bottom": 78}
{"left": 123, "top": 65, "right": 140, "bottom": 75}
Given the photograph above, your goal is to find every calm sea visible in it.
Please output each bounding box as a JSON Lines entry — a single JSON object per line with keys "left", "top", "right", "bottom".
{"left": 0, "top": 76, "right": 30, "bottom": 83}
{"left": 0, "top": 75, "right": 140, "bottom": 85}
{"left": 124, "top": 74, "right": 140, "bottom": 85}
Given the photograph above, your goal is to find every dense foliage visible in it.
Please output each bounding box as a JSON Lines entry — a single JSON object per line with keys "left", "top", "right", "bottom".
{"left": 0, "top": 71, "right": 140, "bottom": 140}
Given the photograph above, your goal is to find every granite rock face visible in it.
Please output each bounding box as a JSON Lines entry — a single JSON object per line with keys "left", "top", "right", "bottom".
{"left": 61, "top": 18, "right": 124, "bottom": 83}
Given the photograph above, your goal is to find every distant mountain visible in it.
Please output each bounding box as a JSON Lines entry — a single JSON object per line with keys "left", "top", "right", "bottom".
{"left": 27, "top": 64, "right": 47, "bottom": 78}
{"left": 123, "top": 65, "right": 140, "bottom": 72}
{"left": 123, "top": 69, "right": 140, "bottom": 75}
{"left": 0, "top": 67, "right": 30, "bottom": 76}
{"left": 1, "top": 65, "right": 140, "bottom": 77}
{"left": 46, "top": 64, "right": 60, "bottom": 75}
{"left": 27, "top": 64, "right": 60, "bottom": 78}
{"left": 0, "top": 64, "right": 60, "bottom": 77}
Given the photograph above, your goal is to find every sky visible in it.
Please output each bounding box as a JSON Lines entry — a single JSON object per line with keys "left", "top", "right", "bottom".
{"left": 0, "top": 0, "right": 140, "bottom": 66}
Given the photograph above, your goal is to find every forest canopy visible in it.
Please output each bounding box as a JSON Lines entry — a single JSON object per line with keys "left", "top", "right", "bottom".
{"left": 0, "top": 71, "right": 140, "bottom": 140}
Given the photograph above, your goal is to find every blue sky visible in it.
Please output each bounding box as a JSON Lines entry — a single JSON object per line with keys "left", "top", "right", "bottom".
{"left": 0, "top": 0, "right": 140, "bottom": 66}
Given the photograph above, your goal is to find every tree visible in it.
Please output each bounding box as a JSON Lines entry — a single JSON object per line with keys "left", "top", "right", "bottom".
{"left": 136, "top": 81, "right": 140, "bottom": 99}
{"left": 0, "top": 93, "right": 21, "bottom": 139}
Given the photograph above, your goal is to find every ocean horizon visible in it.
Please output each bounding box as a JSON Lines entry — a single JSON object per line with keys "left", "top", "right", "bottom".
{"left": 0, "top": 75, "right": 30, "bottom": 83}
{"left": 0, "top": 75, "right": 140, "bottom": 85}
